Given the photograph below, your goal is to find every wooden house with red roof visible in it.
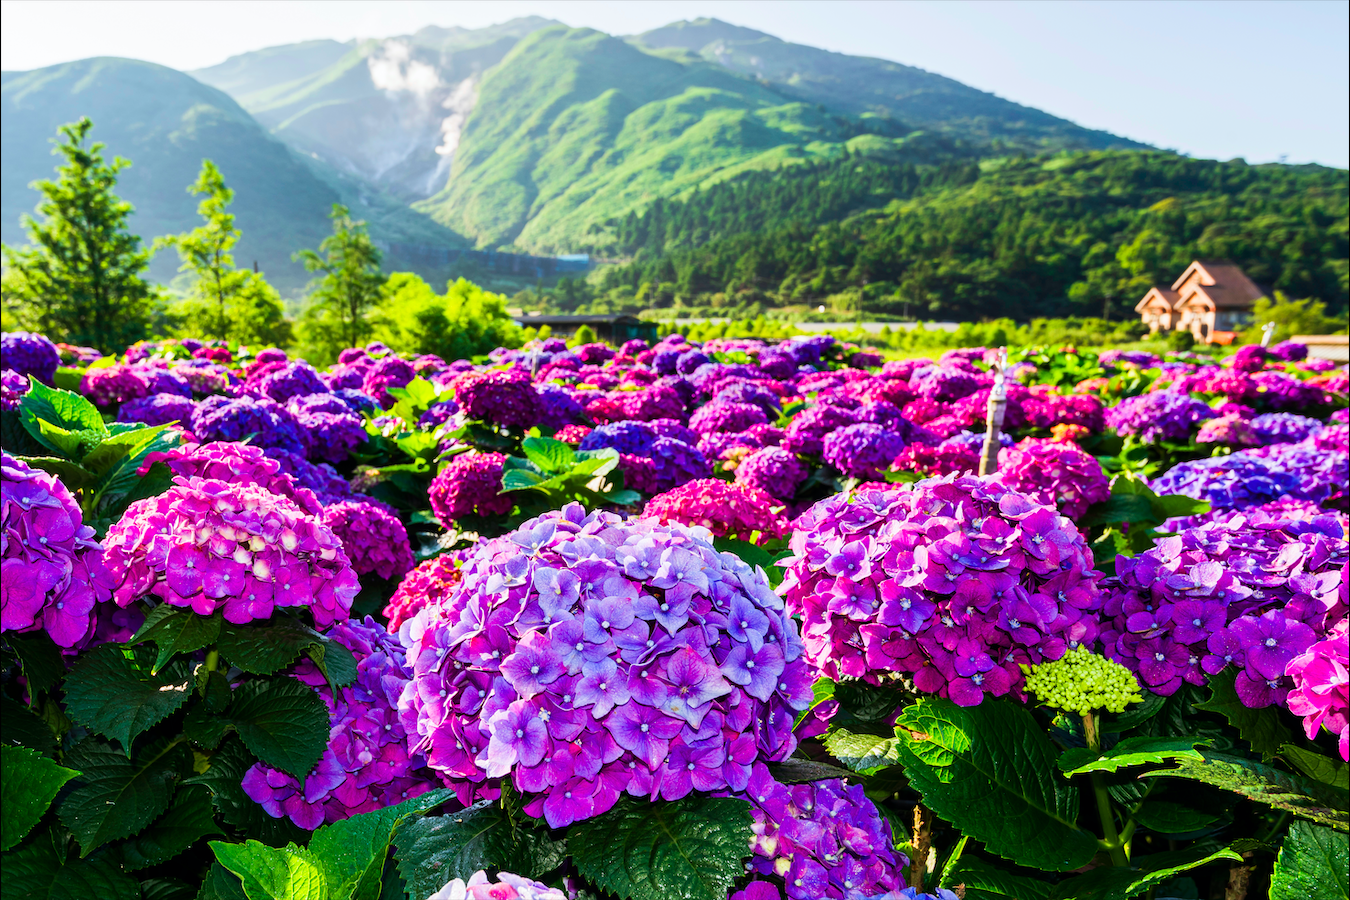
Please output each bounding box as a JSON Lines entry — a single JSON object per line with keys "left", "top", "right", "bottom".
{"left": 1136, "top": 260, "right": 1265, "bottom": 343}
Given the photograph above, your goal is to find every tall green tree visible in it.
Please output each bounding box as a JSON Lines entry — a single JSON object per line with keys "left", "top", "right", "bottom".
{"left": 295, "top": 205, "right": 383, "bottom": 359}
{"left": 156, "top": 160, "right": 291, "bottom": 347}
{"left": 1, "top": 117, "right": 160, "bottom": 353}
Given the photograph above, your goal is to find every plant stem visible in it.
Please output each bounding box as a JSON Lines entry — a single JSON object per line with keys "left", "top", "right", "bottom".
{"left": 1084, "top": 713, "right": 1129, "bottom": 867}
{"left": 205, "top": 649, "right": 220, "bottom": 672}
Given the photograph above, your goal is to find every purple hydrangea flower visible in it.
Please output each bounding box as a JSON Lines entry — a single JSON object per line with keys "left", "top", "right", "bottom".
{"left": 1105, "top": 391, "right": 1217, "bottom": 443}
{"left": 823, "top": 423, "right": 906, "bottom": 479}
{"left": 117, "top": 393, "right": 197, "bottom": 427}
{"left": 190, "top": 394, "right": 308, "bottom": 456}
{"left": 1, "top": 331, "right": 60, "bottom": 384}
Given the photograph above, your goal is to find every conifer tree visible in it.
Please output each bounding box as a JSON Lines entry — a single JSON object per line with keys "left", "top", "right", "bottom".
{"left": 295, "top": 205, "right": 383, "bottom": 357}
{"left": 1, "top": 118, "right": 159, "bottom": 353}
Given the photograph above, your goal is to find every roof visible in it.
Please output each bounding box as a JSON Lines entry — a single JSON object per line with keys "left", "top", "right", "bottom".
{"left": 1135, "top": 286, "right": 1179, "bottom": 313}
{"left": 513, "top": 314, "right": 644, "bottom": 325}
{"left": 1171, "top": 260, "right": 1264, "bottom": 310}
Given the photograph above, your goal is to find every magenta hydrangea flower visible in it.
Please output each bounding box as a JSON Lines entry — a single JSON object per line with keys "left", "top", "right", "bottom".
{"left": 736, "top": 447, "right": 808, "bottom": 501}
{"left": 731, "top": 767, "right": 906, "bottom": 900}
{"left": 690, "top": 401, "right": 770, "bottom": 436}
{"left": 909, "top": 366, "right": 979, "bottom": 403}
{"left": 384, "top": 552, "right": 466, "bottom": 632}
{"left": 1196, "top": 413, "right": 1260, "bottom": 448}
{"left": 427, "top": 871, "right": 566, "bottom": 900}
{"left": 399, "top": 503, "right": 811, "bottom": 825}
{"left": 996, "top": 437, "right": 1110, "bottom": 519}
{"left": 584, "top": 385, "right": 688, "bottom": 423}
{"left": 151, "top": 441, "right": 325, "bottom": 513}
{"left": 319, "top": 500, "right": 414, "bottom": 581}
{"left": 781, "top": 476, "right": 1103, "bottom": 706}
{"left": 363, "top": 356, "right": 417, "bottom": 408}
{"left": 1286, "top": 620, "right": 1349, "bottom": 761}
{"left": 81, "top": 364, "right": 152, "bottom": 406}
{"left": 2, "top": 454, "right": 115, "bottom": 647}
{"left": 1, "top": 331, "right": 60, "bottom": 384}
{"left": 891, "top": 443, "right": 979, "bottom": 478}
{"left": 428, "top": 453, "right": 513, "bottom": 525}
{"left": 450, "top": 367, "right": 543, "bottom": 429}
{"left": 2, "top": 369, "right": 31, "bottom": 411}
{"left": 644, "top": 479, "right": 790, "bottom": 544}
{"left": 102, "top": 475, "right": 359, "bottom": 627}
{"left": 242, "top": 616, "right": 436, "bottom": 828}
{"left": 1105, "top": 391, "right": 1217, "bottom": 443}
{"left": 823, "top": 423, "right": 906, "bottom": 480}
{"left": 1100, "top": 518, "right": 1347, "bottom": 703}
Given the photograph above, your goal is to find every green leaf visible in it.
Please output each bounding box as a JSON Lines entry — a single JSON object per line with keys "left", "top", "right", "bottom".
{"left": 304, "top": 640, "right": 358, "bottom": 690}
{"left": 117, "top": 785, "right": 222, "bottom": 871}
{"left": 1078, "top": 493, "right": 1156, "bottom": 528}
{"left": 1280, "top": 744, "right": 1350, "bottom": 790}
{"left": 227, "top": 679, "right": 329, "bottom": 780}
{"left": 210, "top": 840, "right": 330, "bottom": 900}
{"left": 1046, "top": 844, "right": 1247, "bottom": 900}
{"left": 1101, "top": 690, "right": 1166, "bottom": 732}
{"left": 52, "top": 367, "right": 85, "bottom": 392}
{"left": 1194, "top": 668, "right": 1293, "bottom": 760}
{"left": 20, "top": 381, "right": 106, "bottom": 434}
{"left": 942, "top": 856, "right": 1053, "bottom": 900}
{"left": 711, "top": 537, "right": 778, "bottom": 572}
{"left": 606, "top": 488, "right": 643, "bottom": 506}
{"left": 500, "top": 468, "right": 546, "bottom": 491}
{"left": 216, "top": 619, "right": 317, "bottom": 676}
{"left": 185, "top": 737, "right": 312, "bottom": 846}
{"left": 1148, "top": 751, "right": 1349, "bottom": 830}
{"left": 766, "top": 758, "right": 859, "bottom": 784}
{"left": 393, "top": 799, "right": 566, "bottom": 899}
{"left": 10, "top": 455, "right": 97, "bottom": 489}
{"left": 131, "top": 606, "right": 223, "bottom": 672}
{"left": 58, "top": 736, "right": 187, "bottom": 854}
{"left": 893, "top": 697, "right": 1099, "bottom": 871}
{"left": 1, "top": 745, "right": 80, "bottom": 851}
{"left": 824, "top": 727, "right": 904, "bottom": 775}
{"left": 6, "top": 631, "right": 67, "bottom": 695}
{"left": 1, "top": 693, "right": 57, "bottom": 754}
{"left": 1, "top": 829, "right": 141, "bottom": 900}
{"left": 521, "top": 435, "right": 576, "bottom": 473}
{"left": 63, "top": 645, "right": 193, "bottom": 752}
{"left": 197, "top": 863, "right": 251, "bottom": 900}
{"left": 81, "top": 425, "right": 168, "bottom": 475}
{"left": 568, "top": 794, "right": 752, "bottom": 900}
{"left": 1058, "top": 736, "right": 1210, "bottom": 775}
{"left": 1150, "top": 493, "right": 1210, "bottom": 520}
{"left": 1271, "top": 819, "right": 1349, "bottom": 900}
{"left": 793, "top": 676, "right": 836, "bottom": 728}
{"left": 141, "top": 877, "right": 200, "bottom": 900}
{"left": 307, "top": 789, "right": 452, "bottom": 900}
{"left": 1131, "top": 799, "right": 1221, "bottom": 834}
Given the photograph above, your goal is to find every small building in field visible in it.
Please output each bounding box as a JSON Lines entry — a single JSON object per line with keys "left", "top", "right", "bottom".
{"left": 1136, "top": 260, "right": 1264, "bottom": 342}
{"left": 513, "top": 313, "right": 658, "bottom": 345}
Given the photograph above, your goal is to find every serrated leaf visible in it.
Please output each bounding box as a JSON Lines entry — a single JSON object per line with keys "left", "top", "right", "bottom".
{"left": 1, "top": 745, "right": 80, "bottom": 851}
{"left": 1078, "top": 494, "right": 1156, "bottom": 528}
{"left": 1, "top": 693, "right": 57, "bottom": 754}
{"left": 824, "top": 727, "right": 904, "bottom": 775}
{"left": 227, "top": 679, "right": 329, "bottom": 780}
{"left": 58, "top": 736, "right": 186, "bottom": 854}
{"left": 568, "top": 794, "right": 752, "bottom": 900}
{"left": 307, "top": 789, "right": 452, "bottom": 900}
{"left": 894, "top": 697, "right": 1099, "bottom": 871}
{"left": 942, "top": 856, "right": 1053, "bottom": 900}
{"left": 52, "top": 367, "right": 84, "bottom": 392}
{"left": 216, "top": 620, "right": 316, "bottom": 676}
{"left": 1046, "top": 844, "right": 1247, "bottom": 900}
{"left": 1, "top": 829, "right": 141, "bottom": 900}
{"left": 521, "top": 436, "right": 575, "bottom": 473}
{"left": 81, "top": 425, "right": 167, "bottom": 475}
{"left": 118, "top": 785, "right": 222, "bottom": 871}
{"left": 1194, "top": 668, "right": 1293, "bottom": 760}
{"left": 210, "top": 840, "right": 330, "bottom": 900}
{"left": 1131, "top": 799, "right": 1221, "bottom": 834}
{"left": 141, "top": 877, "right": 200, "bottom": 900}
{"left": 500, "top": 468, "right": 546, "bottom": 491}
{"left": 1271, "top": 819, "right": 1349, "bottom": 900}
{"left": 1101, "top": 690, "right": 1166, "bottom": 732}
{"left": 1280, "top": 744, "right": 1349, "bottom": 790}
{"left": 304, "top": 640, "right": 358, "bottom": 690}
{"left": 131, "top": 606, "right": 223, "bottom": 672}
{"left": 1059, "top": 736, "right": 1210, "bottom": 775}
{"left": 7, "top": 630, "right": 67, "bottom": 695}
{"left": 711, "top": 537, "right": 778, "bottom": 572}
{"left": 393, "top": 799, "right": 566, "bottom": 900}
{"left": 20, "top": 381, "right": 106, "bottom": 434}
{"left": 186, "top": 737, "right": 311, "bottom": 846}
{"left": 64, "top": 645, "right": 193, "bottom": 752}
{"left": 197, "top": 863, "right": 251, "bottom": 900}
{"left": 1148, "top": 751, "right": 1349, "bottom": 830}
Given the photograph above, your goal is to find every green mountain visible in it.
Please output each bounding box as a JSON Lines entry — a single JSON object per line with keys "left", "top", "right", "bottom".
{"left": 632, "top": 19, "right": 1144, "bottom": 153}
{"left": 2, "top": 57, "right": 465, "bottom": 293}
{"left": 192, "top": 18, "right": 558, "bottom": 201}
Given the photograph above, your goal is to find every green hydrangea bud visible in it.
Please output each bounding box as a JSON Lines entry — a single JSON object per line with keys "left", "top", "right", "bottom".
{"left": 1023, "top": 646, "right": 1144, "bottom": 715}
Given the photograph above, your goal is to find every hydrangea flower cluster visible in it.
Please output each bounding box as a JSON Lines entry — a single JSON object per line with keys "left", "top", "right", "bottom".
{"left": 102, "top": 475, "right": 359, "bottom": 627}
{"left": 427, "top": 872, "right": 566, "bottom": 900}
{"left": 1196, "top": 414, "right": 1259, "bottom": 448}
{"left": 151, "top": 441, "right": 324, "bottom": 514}
{"left": 286, "top": 394, "right": 368, "bottom": 463}
{"left": 1251, "top": 412, "right": 1323, "bottom": 445}
{"left": 117, "top": 393, "right": 197, "bottom": 427}
{"left": 736, "top": 447, "right": 808, "bottom": 501}
{"left": 384, "top": 551, "right": 465, "bottom": 632}
{"left": 191, "top": 394, "right": 308, "bottom": 456}
{"left": 81, "top": 364, "right": 155, "bottom": 406}
{"left": 735, "top": 767, "right": 906, "bottom": 900}
{"left": 428, "top": 452, "right": 513, "bottom": 525}
{"left": 243, "top": 616, "right": 435, "bottom": 828}
{"left": 1285, "top": 619, "right": 1349, "bottom": 761}
{"left": 2, "top": 454, "right": 115, "bottom": 647}
{"left": 319, "top": 500, "right": 414, "bottom": 581}
{"left": 1, "top": 331, "right": 60, "bottom": 384}
{"left": 362, "top": 356, "right": 417, "bottom": 407}
{"left": 398, "top": 504, "right": 812, "bottom": 826}
{"left": 251, "top": 361, "right": 327, "bottom": 402}
{"left": 1099, "top": 517, "right": 1347, "bottom": 704}
{"left": 452, "top": 366, "right": 542, "bottom": 429}
{"left": 1105, "top": 391, "right": 1217, "bottom": 442}
{"left": 823, "top": 424, "right": 906, "bottom": 480}
{"left": 618, "top": 438, "right": 710, "bottom": 495}
{"left": 643, "top": 479, "right": 789, "bottom": 544}
{"left": 1150, "top": 453, "right": 1302, "bottom": 511}
{"left": 996, "top": 438, "right": 1111, "bottom": 519}
{"left": 2, "top": 369, "right": 31, "bottom": 411}
{"left": 1023, "top": 646, "right": 1143, "bottom": 715}
{"left": 781, "top": 476, "right": 1102, "bottom": 705}
{"left": 891, "top": 443, "right": 978, "bottom": 478}
{"left": 1269, "top": 341, "right": 1308, "bottom": 362}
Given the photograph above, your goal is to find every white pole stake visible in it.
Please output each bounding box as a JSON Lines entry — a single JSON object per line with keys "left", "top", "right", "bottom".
{"left": 979, "top": 347, "right": 1008, "bottom": 477}
{"left": 1260, "top": 322, "right": 1276, "bottom": 348}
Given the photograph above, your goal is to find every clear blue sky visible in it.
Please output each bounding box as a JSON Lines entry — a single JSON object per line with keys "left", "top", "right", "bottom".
{"left": 2, "top": 0, "right": 1346, "bottom": 167}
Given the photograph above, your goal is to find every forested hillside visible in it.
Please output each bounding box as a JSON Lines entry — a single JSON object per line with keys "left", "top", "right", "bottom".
{"left": 596, "top": 151, "right": 1349, "bottom": 320}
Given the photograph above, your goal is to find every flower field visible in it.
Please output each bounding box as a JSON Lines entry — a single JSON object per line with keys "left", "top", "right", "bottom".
{"left": 2, "top": 328, "right": 1347, "bottom": 900}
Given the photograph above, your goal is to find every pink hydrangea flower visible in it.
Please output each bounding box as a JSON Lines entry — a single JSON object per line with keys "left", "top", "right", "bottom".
{"left": 643, "top": 479, "right": 790, "bottom": 544}
{"left": 1286, "top": 619, "right": 1349, "bottom": 761}
{"left": 428, "top": 453, "right": 513, "bottom": 525}
{"left": 996, "top": 437, "right": 1111, "bottom": 519}
{"left": 319, "top": 500, "right": 414, "bottom": 581}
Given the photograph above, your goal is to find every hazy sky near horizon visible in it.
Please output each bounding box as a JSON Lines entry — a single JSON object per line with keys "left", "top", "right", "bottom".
{"left": 2, "top": 0, "right": 1346, "bottom": 168}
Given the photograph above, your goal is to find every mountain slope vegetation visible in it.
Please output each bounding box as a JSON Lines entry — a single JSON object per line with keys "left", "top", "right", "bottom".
{"left": 597, "top": 151, "right": 1349, "bottom": 320}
